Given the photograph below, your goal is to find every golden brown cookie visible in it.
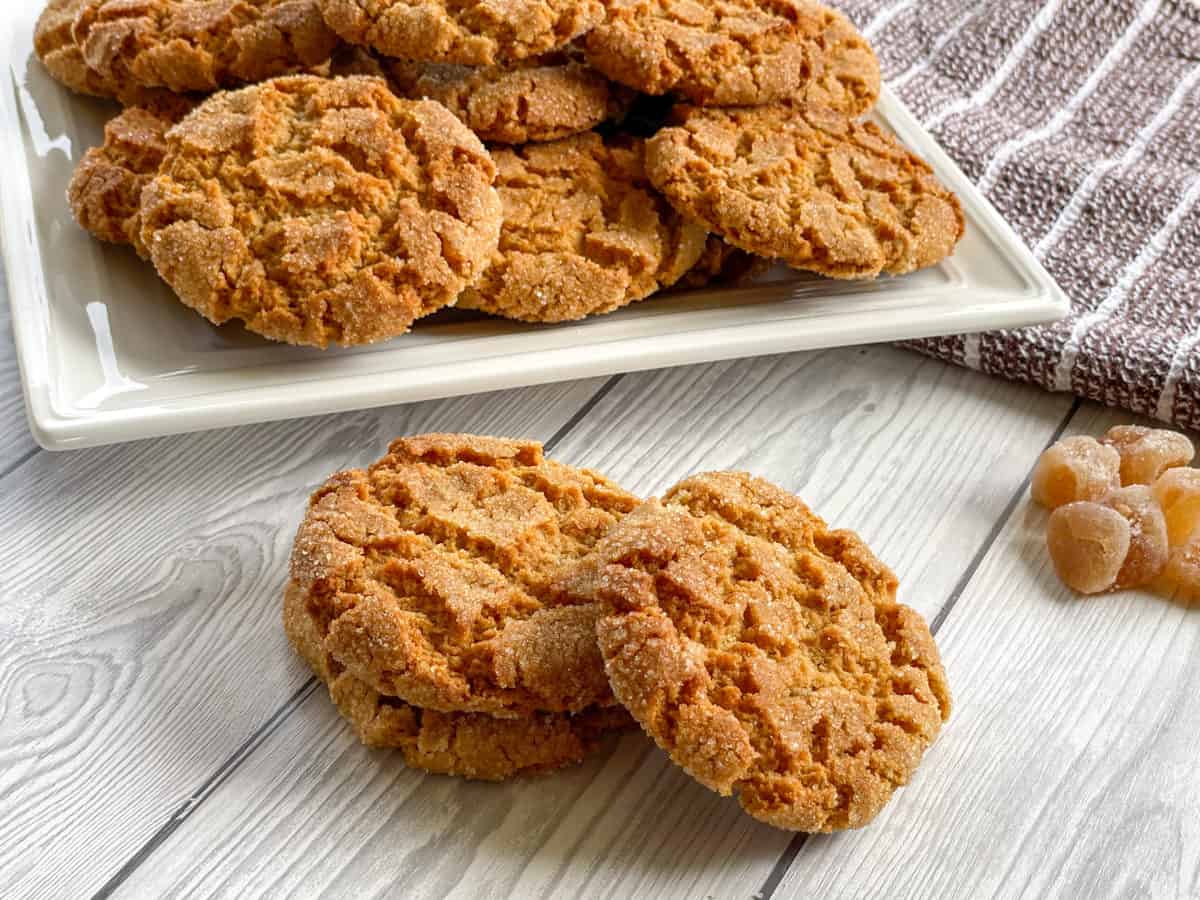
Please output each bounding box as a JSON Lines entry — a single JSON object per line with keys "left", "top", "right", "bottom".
{"left": 319, "top": 0, "right": 604, "bottom": 66}
{"left": 387, "top": 53, "right": 632, "bottom": 144}
{"left": 74, "top": 0, "right": 339, "bottom": 93}
{"left": 285, "top": 580, "right": 635, "bottom": 780}
{"left": 678, "top": 236, "right": 770, "bottom": 290}
{"left": 289, "top": 434, "right": 641, "bottom": 716}
{"left": 458, "top": 134, "right": 707, "bottom": 323}
{"left": 646, "top": 104, "right": 964, "bottom": 279}
{"left": 138, "top": 76, "right": 502, "bottom": 348}
{"left": 584, "top": 0, "right": 878, "bottom": 111}
{"left": 68, "top": 99, "right": 194, "bottom": 246}
{"left": 36, "top": 0, "right": 116, "bottom": 97}
{"left": 555, "top": 471, "right": 951, "bottom": 832}
{"left": 802, "top": 6, "right": 880, "bottom": 116}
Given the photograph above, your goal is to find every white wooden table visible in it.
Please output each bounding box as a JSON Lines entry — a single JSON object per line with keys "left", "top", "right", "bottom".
{"left": 1, "top": 266, "right": 1197, "bottom": 900}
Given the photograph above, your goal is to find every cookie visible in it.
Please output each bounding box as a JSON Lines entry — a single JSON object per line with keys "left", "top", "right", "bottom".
{"left": 74, "top": 0, "right": 339, "bottom": 93}
{"left": 68, "top": 100, "right": 193, "bottom": 246}
{"left": 646, "top": 104, "right": 964, "bottom": 279}
{"left": 584, "top": 0, "right": 878, "bottom": 111}
{"left": 289, "top": 434, "right": 641, "bottom": 716}
{"left": 319, "top": 0, "right": 604, "bottom": 66}
{"left": 36, "top": 0, "right": 116, "bottom": 97}
{"left": 458, "top": 134, "right": 707, "bottom": 323}
{"left": 138, "top": 76, "right": 502, "bottom": 348}
{"left": 284, "top": 580, "right": 634, "bottom": 780}
{"left": 387, "top": 53, "right": 632, "bottom": 144}
{"left": 678, "top": 236, "right": 770, "bottom": 290}
{"left": 555, "top": 471, "right": 951, "bottom": 832}
{"left": 802, "top": 6, "right": 880, "bottom": 116}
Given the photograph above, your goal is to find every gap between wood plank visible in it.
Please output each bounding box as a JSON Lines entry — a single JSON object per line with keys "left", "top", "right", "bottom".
{"left": 753, "top": 395, "right": 1083, "bottom": 900}
{"left": 88, "top": 373, "right": 624, "bottom": 900}
{"left": 0, "top": 445, "right": 40, "bottom": 485}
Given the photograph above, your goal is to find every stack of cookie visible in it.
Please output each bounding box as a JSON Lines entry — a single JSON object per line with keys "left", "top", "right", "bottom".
{"left": 285, "top": 433, "right": 951, "bottom": 832}
{"left": 38, "top": 0, "right": 965, "bottom": 349}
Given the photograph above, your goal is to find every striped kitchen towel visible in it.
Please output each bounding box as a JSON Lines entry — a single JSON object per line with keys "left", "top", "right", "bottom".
{"left": 839, "top": 0, "right": 1200, "bottom": 427}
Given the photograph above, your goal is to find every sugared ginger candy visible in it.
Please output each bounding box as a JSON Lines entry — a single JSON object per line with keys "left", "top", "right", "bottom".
{"left": 1153, "top": 537, "right": 1200, "bottom": 602}
{"left": 1151, "top": 467, "right": 1200, "bottom": 545}
{"left": 1101, "top": 425, "right": 1194, "bottom": 486}
{"left": 1102, "top": 485, "right": 1169, "bottom": 588}
{"left": 1030, "top": 435, "right": 1121, "bottom": 509}
{"left": 1046, "top": 502, "right": 1131, "bottom": 594}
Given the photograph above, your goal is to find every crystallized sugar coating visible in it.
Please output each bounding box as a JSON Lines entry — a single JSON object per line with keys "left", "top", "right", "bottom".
{"left": 1102, "top": 485, "right": 1168, "bottom": 589}
{"left": 138, "top": 76, "right": 502, "bottom": 348}
{"left": 74, "top": 0, "right": 338, "bottom": 93}
{"left": 319, "top": 0, "right": 605, "bottom": 66}
{"left": 585, "top": 0, "right": 878, "bottom": 111}
{"left": 1046, "top": 502, "right": 1131, "bottom": 595}
{"left": 458, "top": 134, "right": 707, "bottom": 323}
{"left": 1030, "top": 435, "right": 1122, "bottom": 509}
{"left": 1154, "top": 537, "right": 1200, "bottom": 603}
{"left": 69, "top": 100, "right": 194, "bottom": 247}
{"left": 1101, "top": 425, "right": 1195, "bottom": 486}
{"left": 388, "top": 53, "right": 632, "bottom": 144}
{"left": 1151, "top": 467, "right": 1200, "bottom": 546}
{"left": 555, "top": 471, "right": 951, "bottom": 832}
{"left": 284, "top": 581, "right": 634, "bottom": 779}
{"left": 646, "top": 104, "right": 963, "bottom": 279}
{"left": 289, "top": 433, "right": 640, "bottom": 716}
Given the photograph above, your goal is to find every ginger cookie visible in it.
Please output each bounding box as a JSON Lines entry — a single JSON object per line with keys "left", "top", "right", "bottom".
{"left": 387, "top": 53, "right": 632, "bottom": 144}
{"left": 458, "top": 134, "right": 707, "bottom": 323}
{"left": 319, "top": 0, "right": 604, "bottom": 66}
{"left": 289, "top": 434, "right": 640, "bottom": 717}
{"left": 584, "top": 0, "right": 878, "bottom": 111}
{"left": 36, "top": 0, "right": 116, "bottom": 97}
{"left": 73, "top": 0, "right": 339, "bottom": 94}
{"left": 284, "top": 581, "right": 634, "bottom": 780}
{"left": 555, "top": 471, "right": 951, "bottom": 832}
{"left": 679, "top": 236, "right": 770, "bottom": 290}
{"left": 138, "top": 75, "right": 502, "bottom": 348}
{"left": 68, "top": 99, "right": 193, "bottom": 246}
{"left": 646, "top": 104, "right": 964, "bottom": 279}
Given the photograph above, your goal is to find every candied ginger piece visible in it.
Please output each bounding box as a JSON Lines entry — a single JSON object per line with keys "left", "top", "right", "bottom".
{"left": 1101, "top": 425, "right": 1194, "bottom": 486}
{"left": 1030, "top": 435, "right": 1121, "bottom": 509}
{"left": 1102, "top": 485, "right": 1168, "bottom": 588}
{"left": 1151, "top": 467, "right": 1200, "bottom": 546}
{"left": 1046, "top": 502, "right": 1131, "bottom": 594}
{"left": 1153, "top": 537, "right": 1200, "bottom": 602}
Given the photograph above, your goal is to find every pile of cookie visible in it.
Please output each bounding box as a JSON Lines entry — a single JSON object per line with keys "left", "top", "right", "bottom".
{"left": 38, "top": 0, "right": 965, "bottom": 349}
{"left": 284, "top": 433, "right": 951, "bottom": 832}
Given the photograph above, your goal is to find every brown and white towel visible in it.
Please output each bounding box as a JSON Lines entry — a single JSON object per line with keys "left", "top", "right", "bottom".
{"left": 840, "top": 0, "right": 1200, "bottom": 427}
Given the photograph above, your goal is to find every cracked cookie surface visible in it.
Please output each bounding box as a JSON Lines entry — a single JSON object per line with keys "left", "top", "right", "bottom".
{"left": 138, "top": 75, "right": 501, "bottom": 348}
{"left": 584, "top": 0, "right": 877, "bottom": 110}
{"left": 37, "top": 0, "right": 117, "bottom": 97}
{"left": 74, "top": 0, "right": 339, "bottom": 93}
{"left": 319, "top": 0, "right": 604, "bottom": 66}
{"left": 458, "top": 133, "right": 707, "bottom": 323}
{"left": 289, "top": 434, "right": 641, "bottom": 716}
{"left": 69, "top": 99, "right": 194, "bottom": 246}
{"left": 285, "top": 580, "right": 635, "bottom": 780}
{"left": 388, "top": 52, "right": 631, "bottom": 144}
{"left": 555, "top": 471, "right": 951, "bottom": 832}
{"left": 646, "top": 104, "right": 964, "bottom": 279}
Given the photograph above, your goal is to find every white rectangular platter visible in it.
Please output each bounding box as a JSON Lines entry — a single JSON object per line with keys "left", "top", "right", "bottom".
{"left": 1, "top": 5, "right": 1068, "bottom": 450}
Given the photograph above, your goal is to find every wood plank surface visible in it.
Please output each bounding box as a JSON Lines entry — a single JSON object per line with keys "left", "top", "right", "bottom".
{"left": 106, "top": 346, "right": 1075, "bottom": 900}
{"left": 0, "top": 376, "right": 608, "bottom": 899}
{"left": 772, "top": 404, "right": 1200, "bottom": 899}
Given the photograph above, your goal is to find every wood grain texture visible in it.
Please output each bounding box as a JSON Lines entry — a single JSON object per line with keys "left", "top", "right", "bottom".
{"left": 0, "top": 376, "right": 607, "bottom": 899}
{"left": 0, "top": 266, "right": 40, "bottom": 474}
{"left": 108, "top": 346, "right": 1075, "bottom": 900}
{"left": 773, "top": 404, "right": 1200, "bottom": 900}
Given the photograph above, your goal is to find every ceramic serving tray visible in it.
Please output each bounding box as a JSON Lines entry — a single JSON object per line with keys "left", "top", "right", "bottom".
{"left": 0, "top": 6, "right": 1068, "bottom": 450}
